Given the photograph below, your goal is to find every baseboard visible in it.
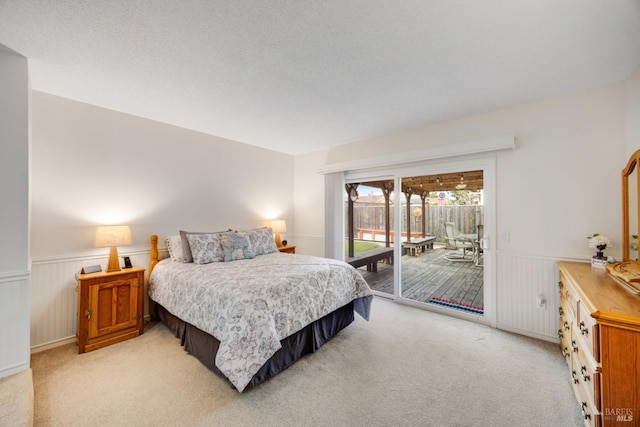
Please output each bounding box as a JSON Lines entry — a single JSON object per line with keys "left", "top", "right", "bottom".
{"left": 30, "top": 336, "right": 76, "bottom": 354}
{"left": 496, "top": 324, "right": 559, "bottom": 344}
{"left": 0, "top": 362, "right": 30, "bottom": 380}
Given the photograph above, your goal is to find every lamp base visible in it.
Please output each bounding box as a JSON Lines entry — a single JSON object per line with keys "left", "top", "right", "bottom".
{"left": 275, "top": 233, "right": 283, "bottom": 248}
{"left": 106, "top": 246, "right": 122, "bottom": 273}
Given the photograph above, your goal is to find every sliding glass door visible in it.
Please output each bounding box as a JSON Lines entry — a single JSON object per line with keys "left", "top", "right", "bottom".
{"left": 342, "top": 157, "right": 495, "bottom": 326}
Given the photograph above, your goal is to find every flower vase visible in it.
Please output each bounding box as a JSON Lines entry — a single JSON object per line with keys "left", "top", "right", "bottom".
{"left": 592, "top": 251, "right": 607, "bottom": 269}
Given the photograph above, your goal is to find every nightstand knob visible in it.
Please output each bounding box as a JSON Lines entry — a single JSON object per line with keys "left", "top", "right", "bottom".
{"left": 84, "top": 309, "right": 92, "bottom": 320}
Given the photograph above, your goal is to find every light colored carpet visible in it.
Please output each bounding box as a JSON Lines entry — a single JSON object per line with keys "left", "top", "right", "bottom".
{"left": 0, "top": 368, "right": 33, "bottom": 427}
{"left": 31, "top": 298, "right": 582, "bottom": 426}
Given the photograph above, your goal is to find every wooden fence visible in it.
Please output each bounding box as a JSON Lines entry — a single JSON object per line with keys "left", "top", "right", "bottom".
{"left": 345, "top": 203, "right": 483, "bottom": 243}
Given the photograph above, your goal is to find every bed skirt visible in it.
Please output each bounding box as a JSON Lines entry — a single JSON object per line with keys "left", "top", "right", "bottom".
{"left": 155, "top": 301, "right": 355, "bottom": 390}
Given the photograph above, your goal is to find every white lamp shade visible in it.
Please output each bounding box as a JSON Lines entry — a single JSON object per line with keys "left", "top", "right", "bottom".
{"left": 270, "top": 220, "right": 287, "bottom": 233}
{"left": 95, "top": 225, "right": 132, "bottom": 248}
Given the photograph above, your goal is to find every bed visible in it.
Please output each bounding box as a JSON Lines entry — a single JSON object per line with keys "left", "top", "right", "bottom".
{"left": 148, "top": 229, "right": 373, "bottom": 392}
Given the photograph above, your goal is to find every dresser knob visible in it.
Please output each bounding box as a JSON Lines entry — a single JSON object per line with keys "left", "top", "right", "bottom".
{"left": 572, "top": 371, "right": 579, "bottom": 384}
{"left": 579, "top": 321, "right": 589, "bottom": 335}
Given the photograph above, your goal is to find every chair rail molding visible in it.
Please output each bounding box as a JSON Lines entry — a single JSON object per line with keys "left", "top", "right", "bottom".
{"left": 0, "top": 269, "right": 30, "bottom": 284}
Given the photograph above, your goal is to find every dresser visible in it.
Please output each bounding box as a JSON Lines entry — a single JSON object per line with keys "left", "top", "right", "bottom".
{"left": 76, "top": 267, "right": 145, "bottom": 353}
{"left": 557, "top": 261, "right": 640, "bottom": 426}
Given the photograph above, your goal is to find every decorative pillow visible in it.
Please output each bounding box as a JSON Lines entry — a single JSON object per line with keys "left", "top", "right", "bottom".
{"left": 219, "top": 231, "right": 256, "bottom": 262}
{"left": 185, "top": 233, "right": 225, "bottom": 264}
{"left": 179, "top": 229, "right": 229, "bottom": 262}
{"left": 242, "top": 227, "right": 278, "bottom": 256}
{"left": 165, "top": 236, "right": 185, "bottom": 262}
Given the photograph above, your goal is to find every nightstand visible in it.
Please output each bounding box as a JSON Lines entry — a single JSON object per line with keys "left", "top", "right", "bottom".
{"left": 278, "top": 245, "right": 296, "bottom": 254}
{"left": 76, "top": 266, "right": 145, "bottom": 353}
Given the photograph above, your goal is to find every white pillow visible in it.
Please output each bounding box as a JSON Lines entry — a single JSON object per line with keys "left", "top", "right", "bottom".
{"left": 165, "top": 236, "right": 185, "bottom": 262}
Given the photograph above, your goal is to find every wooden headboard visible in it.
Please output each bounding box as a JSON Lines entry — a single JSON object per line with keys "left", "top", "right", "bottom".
{"left": 149, "top": 234, "right": 159, "bottom": 277}
{"left": 148, "top": 235, "right": 160, "bottom": 320}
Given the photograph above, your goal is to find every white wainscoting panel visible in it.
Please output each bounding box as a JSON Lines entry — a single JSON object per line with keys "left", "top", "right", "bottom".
{"left": 0, "top": 271, "right": 30, "bottom": 378}
{"left": 496, "top": 252, "right": 562, "bottom": 342}
{"left": 290, "top": 235, "right": 325, "bottom": 257}
{"left": 30, "top": 248, "right": 570, "bottom": 350}
{"left": 30, "top": 251, "right": 152, "bottom": 351}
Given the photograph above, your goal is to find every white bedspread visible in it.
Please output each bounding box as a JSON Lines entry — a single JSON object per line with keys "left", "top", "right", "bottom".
{"left": 149, "top": 252, "right": 372, "bottom": 391}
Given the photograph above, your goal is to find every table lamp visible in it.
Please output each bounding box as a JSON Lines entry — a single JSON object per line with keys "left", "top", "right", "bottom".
{"left": 95, "top": 225, "right": 131, "bottom": 272}
{"left": 270, "top": 220, "right": 286, "bottom": 248}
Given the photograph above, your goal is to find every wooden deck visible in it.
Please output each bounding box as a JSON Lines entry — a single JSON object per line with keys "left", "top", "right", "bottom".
{"left": 357, "top": 247, "right": 483, "bottom": 312}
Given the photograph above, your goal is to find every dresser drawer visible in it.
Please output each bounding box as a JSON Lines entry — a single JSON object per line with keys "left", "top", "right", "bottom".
{"left": 573, "top": 336, "right": 601, "bottom": 412}
{"left": 577, "top": 301, "right": 600, "bottom": 363}
{"left": 559, "top": 275, "right": 579, "bottom": 319}
{"left": 573, "top": 369, "right": 601, "bottom": 427}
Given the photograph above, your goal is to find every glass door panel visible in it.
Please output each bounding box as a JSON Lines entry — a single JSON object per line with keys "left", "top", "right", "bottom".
{"left": 344, "top": 180, "right": 395, "bottom": 297}
{"left": 399, "top": 171, "right": 484, "bottom": 316}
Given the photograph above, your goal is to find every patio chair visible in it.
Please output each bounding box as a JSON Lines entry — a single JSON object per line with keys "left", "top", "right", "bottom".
{"left": 444, "top": 222, "right": 474, "bottom": 262}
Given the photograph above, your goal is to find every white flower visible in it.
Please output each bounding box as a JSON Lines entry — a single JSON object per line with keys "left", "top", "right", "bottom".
{"left": 588, "top": 234, "right": 611, "bottom": 251}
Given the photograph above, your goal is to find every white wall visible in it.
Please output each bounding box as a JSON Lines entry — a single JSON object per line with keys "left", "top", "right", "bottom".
{"left": 0, "top": 45, "right": 30, "bottom": 378}
{"left": 627, "top": 67, "right": 640, "bottom": 155}
{"left": 30, "top": 92, "right": 294, "bottom": 349}
{"left": 293, "top": 152, "right": 328, "bottom": 255}
{"left": 294, "top": 79, "right": 631, "bottom": 341}
{"left": 31, "top": 92, "right": 294, "bottom": 258}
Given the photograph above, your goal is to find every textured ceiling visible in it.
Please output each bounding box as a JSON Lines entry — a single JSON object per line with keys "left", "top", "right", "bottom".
{"left": 1, "top": 1, "right": 639, "bottom": 155}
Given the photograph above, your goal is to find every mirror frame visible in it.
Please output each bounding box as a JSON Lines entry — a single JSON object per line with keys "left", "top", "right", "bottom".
{"left": 622, "top": 150, "right": 640, "bottom": 261}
